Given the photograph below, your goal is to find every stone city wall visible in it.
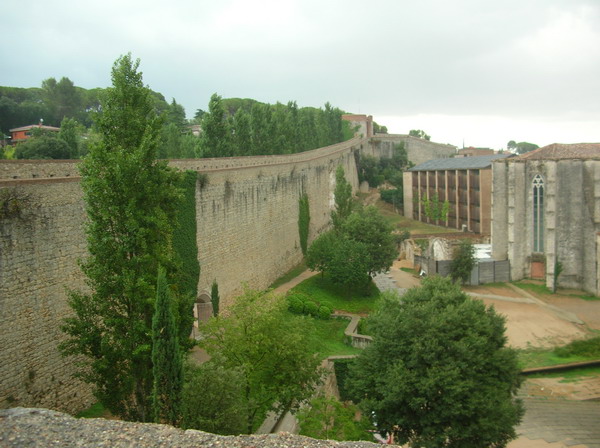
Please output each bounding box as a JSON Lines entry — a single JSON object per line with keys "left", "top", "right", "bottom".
{"left": 0, "top": 179, "right": 93, "bottom": 413}
{"left": 0, "top": 137, "right": 363, "bottom": 414}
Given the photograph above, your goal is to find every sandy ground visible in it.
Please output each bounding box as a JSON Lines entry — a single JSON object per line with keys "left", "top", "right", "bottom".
{"left": 390, "top": 260, "right": 594, "bottom": 349}
{"left": 474, "top": 296, "right": 588, "bottom": 349}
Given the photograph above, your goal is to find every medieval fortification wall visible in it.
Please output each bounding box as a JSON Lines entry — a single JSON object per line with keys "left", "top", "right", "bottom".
{"left": 0, "top": 134, "right": 453, "bottom": 414}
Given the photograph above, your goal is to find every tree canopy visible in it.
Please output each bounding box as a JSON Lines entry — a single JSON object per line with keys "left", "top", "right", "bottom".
{"left": 307, "top": 205, "right": 396, "bottom": 290}
{"left": 199, "top": 287, "right": 323, "bottom": 433}
{"left": 348, "top": 277, "right": 524, "bottom": 448}
{"left": 409, "top": 129, "right": 431, "bottom": 140}
{"left": 507, "top": 140, "right": 539, "bottom": 154}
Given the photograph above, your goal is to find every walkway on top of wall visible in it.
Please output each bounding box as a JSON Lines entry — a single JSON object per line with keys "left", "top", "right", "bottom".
{"left": 0, "top": 136, "right": 368, "bottom": 183}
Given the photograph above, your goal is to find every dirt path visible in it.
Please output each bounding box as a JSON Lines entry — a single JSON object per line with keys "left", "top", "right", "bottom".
{"left": 272, "top": 269, "right": 319, "bottom": 295}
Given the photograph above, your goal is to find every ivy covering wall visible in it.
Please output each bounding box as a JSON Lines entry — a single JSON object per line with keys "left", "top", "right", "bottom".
{"left": 173, "top": 170, "right": 200, "bottom": 299}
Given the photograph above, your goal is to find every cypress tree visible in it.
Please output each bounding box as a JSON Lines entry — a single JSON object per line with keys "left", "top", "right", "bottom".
{"left": 211, "top": 279, "right": 220, "bottom": 317}
{"left": 152, "top": 266, "right": 183, "bottom": 425}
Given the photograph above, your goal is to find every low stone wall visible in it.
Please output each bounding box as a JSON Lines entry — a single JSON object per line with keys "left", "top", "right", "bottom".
{"left": 334, "top": 313, "right": 373, "bottom": 349}
{"left": 0, "top": 408, "right": 389, "bottom": 447}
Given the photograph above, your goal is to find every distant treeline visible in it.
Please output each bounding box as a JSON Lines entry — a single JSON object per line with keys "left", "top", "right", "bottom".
{"left": 198, "top": 94, "right": 355, "bottom": 158}
{"left": 0, "top": 77, "right": 356, "bottom": 160}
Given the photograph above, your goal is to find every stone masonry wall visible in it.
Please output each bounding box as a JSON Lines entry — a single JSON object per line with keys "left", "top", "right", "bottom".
{"left": 0, "top": 179, "right": 93, "bottom": 413}
{"left": 0, "top": 137, "right": 363, "bottom": 414}
{"left": 492, "top": 158, "right": 600, "bottom": 295}
{"left": 370, "top": 134, "right": 456, "bottom": 166}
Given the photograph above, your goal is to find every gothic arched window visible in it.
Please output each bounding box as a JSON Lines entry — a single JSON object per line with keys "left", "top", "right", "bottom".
{"left": 532, "top": 174, "right": 544, "bottom": 252}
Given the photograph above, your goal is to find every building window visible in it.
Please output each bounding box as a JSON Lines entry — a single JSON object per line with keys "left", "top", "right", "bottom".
{"left": 532, "top": 174, "right": 544, "bottom": 252}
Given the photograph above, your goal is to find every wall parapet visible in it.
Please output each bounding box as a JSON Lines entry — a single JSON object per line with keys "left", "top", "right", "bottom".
{"left": 0, "top": 137, "right": 366, "bottom": 181}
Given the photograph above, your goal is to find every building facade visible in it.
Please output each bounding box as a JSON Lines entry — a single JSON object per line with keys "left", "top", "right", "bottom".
{"left": 404, "top": 154, "right": 512, "bottom": 234}
{"left": 492, "top": 143, "right": 600, "bottom": 295}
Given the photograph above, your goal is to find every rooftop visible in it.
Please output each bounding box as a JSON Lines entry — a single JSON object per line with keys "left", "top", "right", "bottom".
{"left": 9, "top": 124, "right": 61, "bottom": 132}
{"left": 516, "top": 143, "right": 600, "bottom": 160}
{"left": 409, "top": 153, "right": 512, "bottom": 171}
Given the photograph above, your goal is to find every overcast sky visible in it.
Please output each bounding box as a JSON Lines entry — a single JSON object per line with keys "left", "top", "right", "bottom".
{"left": 3, "top": 0, "right": 599, "bottom": 149}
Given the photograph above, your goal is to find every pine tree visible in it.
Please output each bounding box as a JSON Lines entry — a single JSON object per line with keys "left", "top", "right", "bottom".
{"left": 152, "top": 266, "right": 183, "bottom": 425}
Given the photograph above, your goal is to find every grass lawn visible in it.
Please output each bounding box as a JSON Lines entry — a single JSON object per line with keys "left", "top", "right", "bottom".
{"left": 290, "top": 275, "right": 380, "bottom": 314}
{"left": 75, "top": 402, "right": 109, "bottom": 419}
{"left": 517, "top": 347, "right": 592, "bottom": 369}
{"left": 517, "top": 336, "right": 600, "bottom": 369}
{"left": 526, "top": 365, "right": 600, "bottom": 383}
{"left": 513, "top": 280, "right": 600, "bottom": 301}
{"left": 308, "top": 315, "right": 361, "bottom": 358}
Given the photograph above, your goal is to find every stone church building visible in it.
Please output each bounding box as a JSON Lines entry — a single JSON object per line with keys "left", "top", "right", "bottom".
{"left": 492, "top": 143, "right": 600, "bottom": 295}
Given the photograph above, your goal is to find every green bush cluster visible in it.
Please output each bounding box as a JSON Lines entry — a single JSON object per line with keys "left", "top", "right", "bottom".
{"left": 286, "top": 292, "right": 332, "bottom": 319}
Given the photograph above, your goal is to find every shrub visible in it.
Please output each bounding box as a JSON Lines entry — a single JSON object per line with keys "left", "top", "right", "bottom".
{"left": 379, "top": 188, "right": 403, "bottom": 207}
{"left": 318, "top": 305, "right": 332, "bottom": 320}
{"left": 288, "top": 296, "right": 305, "bottom": 314}
{"left": 319, "top": 300, "right": 334, "bottom": 311}
{"left": 304, "top": 300, "right": 319, "bottom": 317}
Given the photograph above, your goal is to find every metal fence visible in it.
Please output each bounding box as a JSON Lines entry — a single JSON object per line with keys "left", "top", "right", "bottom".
{"left": 414, "top": 256, "right": 510, "bottom": 285}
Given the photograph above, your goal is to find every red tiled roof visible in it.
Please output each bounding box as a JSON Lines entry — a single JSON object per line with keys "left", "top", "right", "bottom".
{"left": 516, "top": 143, "right": 600, "bottom": 160}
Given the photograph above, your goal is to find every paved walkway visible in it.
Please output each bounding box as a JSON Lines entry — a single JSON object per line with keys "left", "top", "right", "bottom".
{"left": 510, "top": 398, "right": 600, "bottom": 448}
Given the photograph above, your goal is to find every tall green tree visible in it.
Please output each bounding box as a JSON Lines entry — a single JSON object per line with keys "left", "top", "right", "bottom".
{"left": 211, "top": 279, "right": 220, "bottom": 317}
{"left": 199, "top": 288, "right": 322, "bottom": 433}
{"left": 152, "top": 266, "right": 183, "bottom": 425}
{"left": 341, "top": 205, "right": 396, "bottom": 277}
{"left": 308, "top": 205, "right": 396, "bottom": 290}
{"left": 250, "top": 102, "right": 274, "bottom": 155}
{"left": 348, "top": 277, "right": 524, "bottom": 448}
{"left": 231, "top": 108, "right": 252, "bottom": 155}
{"left": 409, "top": 129, "right": 431, "bottom": 140}
{"left": 298, "top": 193, "right": 310, "bottom": 256}
{"left": 201, "top": 93, "right": 231, "bottom": 157}
{"left": 449, "top": 239, "right": 475, "bottom": 284}
{"left": 181, "top": 361, "right": 247, "bottom": 434}
{"left": 331, "top": 165, "right": 353, "bottom": 230}
{"left": 60, "top": 54, "right": 181, "bottom": 422}
{"left": 58, "top": 117, "right": 82, "bottom": 158}
{"left": 41, "top": 76, "right": 83, "bottom": 126}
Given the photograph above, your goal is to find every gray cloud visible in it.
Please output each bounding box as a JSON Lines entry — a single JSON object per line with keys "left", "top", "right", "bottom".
{"left": 3, "top": 0, "right": 599, "bottom": 147}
